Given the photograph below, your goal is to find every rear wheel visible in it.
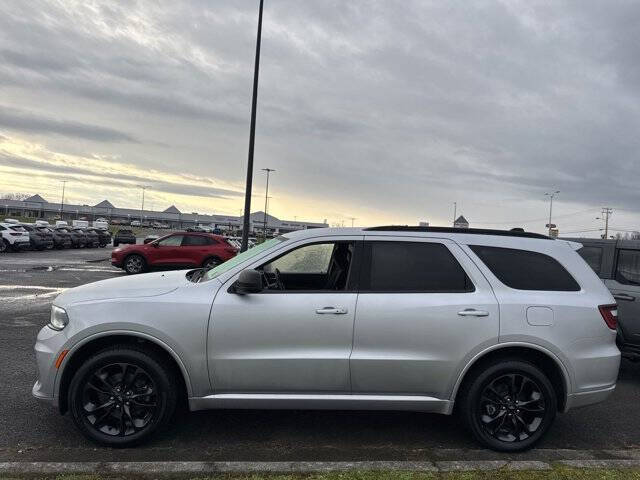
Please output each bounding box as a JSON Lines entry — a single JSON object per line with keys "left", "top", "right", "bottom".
{"left": 68, "top": 346, "right": 177, "bottom": 447}
{"left": 124, "top": 254, "right": 146, "bottom": 274}
{"left": 461, "top": 359, "right": 557, "bottom": 452}
{"left": 0, "top": 239, "right": 7, "bottom": 253}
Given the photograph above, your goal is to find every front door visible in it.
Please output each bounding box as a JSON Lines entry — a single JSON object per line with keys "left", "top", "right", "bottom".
{"left": 606, "top": 248, "right": 640, "bottom": 346}
{"left": 149, "top": 234, "right": 185, "bottom": 266}
{"left": 209, "top": 238, "right": 360, "bottom": 393}
{"left": 350, "top": 238, "right": 499, "bottom": 399}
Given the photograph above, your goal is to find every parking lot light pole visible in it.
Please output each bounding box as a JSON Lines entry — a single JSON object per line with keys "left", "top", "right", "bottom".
{"left": 138, "top": 185, "right": 149, "bottom": 225}
{"left": 262, "top": 168, "right": 274, "bottom": 239}
{"left": 241, "top": 0, "right": 265, "bottom": 252}
{"left": 544, "top": 190, "right": 560, "bottom": 236}
{"left": 60, "top": 180, "right": 67, "bottom": 219}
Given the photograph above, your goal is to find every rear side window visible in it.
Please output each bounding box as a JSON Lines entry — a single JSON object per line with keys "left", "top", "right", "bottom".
{"left": 470, "top": 245, "right": 580, "bottom": 291}
{"left": 616, "top": 249, "right": 640, "bottom": 286}
{"left": 578, "top": 246, "right": 603, "bottom": 274}
{"left": 361, "top": 241, "right": 474, "bottom": 292}
{"left": 182, "top": 235, "right": 210, "bottom": 246}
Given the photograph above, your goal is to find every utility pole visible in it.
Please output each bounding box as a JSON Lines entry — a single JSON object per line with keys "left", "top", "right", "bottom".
{"left": 261, "top": 168, "right": 275, "bottom": 239}
{"left": 138, "top": 185, "right": 149, "bottom": 224}
{"left": 241, "top": 0, "right": 265, "bottom": 252}
{"left": 347, "top": 217, "right": 357, "bottom": 227}
{"left": 544, "top": 190, "right": 560, "bottom": 236}
{"left": 60, "top": 180, "right": 67, "bottom": 219}
{"left": 452, "top": 202, "right": 457, "bottom": 227}
{"left": 597, "top": 208, "right": 613, "bottom": 239}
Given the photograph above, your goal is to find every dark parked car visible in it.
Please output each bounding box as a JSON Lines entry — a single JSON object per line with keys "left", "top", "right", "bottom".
{"left": 113, "top": 229, "right": 136, "bottom": 247}
{"left": 21, "top": 224, "right": 54, "bottom": 250}
{"left": 36, "top": 226, "right": 71, "bottom": 249}
{"left": 78, "top": 228, "right": 99, "bottom": 248}
{"left": 573, "top": 237, "right": 640, "bottom": 361}
{"left": 52, "top": 227, "right": 74, "bottom": 248}
{"left": 86, "top": 228, "right": 111, "bottom": 247}
{"left": 57, "top": 227, "right": 85, "bottom": 248}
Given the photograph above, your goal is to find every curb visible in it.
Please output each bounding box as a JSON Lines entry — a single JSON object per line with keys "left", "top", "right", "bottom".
{"left": 1, "top": 459, "right": 640, "bottom": 474}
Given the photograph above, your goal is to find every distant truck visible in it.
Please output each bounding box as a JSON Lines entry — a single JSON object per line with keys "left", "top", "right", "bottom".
{"left": 55, "top": 221, "right": 68, "bottom": 228}
{"left": 92, "top": 220, "right": 109, "bottom": 230}
{"left": 72, "top": 220, "right": 89, "bottom": 229}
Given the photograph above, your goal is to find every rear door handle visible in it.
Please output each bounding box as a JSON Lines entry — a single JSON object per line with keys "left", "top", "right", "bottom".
{"left": 614, "top": 293, "right": 636, "bottom": 302}
{"left": 316, "top": 307, "right": 348, "bottom": 315}
{"left": 458, "top": 308, "right": 490, "bottom": 317}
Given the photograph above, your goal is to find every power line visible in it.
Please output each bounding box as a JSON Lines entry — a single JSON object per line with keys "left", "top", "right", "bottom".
{"left": 473, "top": 208, "right": 599, "bottom": 226}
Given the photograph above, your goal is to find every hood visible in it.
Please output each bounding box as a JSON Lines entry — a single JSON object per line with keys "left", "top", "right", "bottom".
{"left": 54, "top": 270, "right": 188, "bottom": 306}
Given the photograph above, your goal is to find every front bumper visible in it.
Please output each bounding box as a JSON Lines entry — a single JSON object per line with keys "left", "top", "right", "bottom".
{"left": 32, "top": 324, "right": 69, "bottom": 409}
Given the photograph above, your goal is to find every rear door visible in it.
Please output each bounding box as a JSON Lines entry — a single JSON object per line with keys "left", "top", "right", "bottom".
{"left": 350, "top": 237, "right": 499, "bottom": 399}
{"left": 181, "top": 234, "right": 211, "bottom": 266}
{"left": 606, "top": 247, "right": 640, "bottom": 346}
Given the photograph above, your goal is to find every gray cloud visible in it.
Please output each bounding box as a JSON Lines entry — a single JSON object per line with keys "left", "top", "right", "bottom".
{"left": 0, "top": 0, "right": 638, "bottom": 231}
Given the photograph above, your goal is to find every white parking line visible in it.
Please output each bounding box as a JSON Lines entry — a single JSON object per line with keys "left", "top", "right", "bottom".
{"left": 0, "top": 285, "right": 66, "bottom": 301}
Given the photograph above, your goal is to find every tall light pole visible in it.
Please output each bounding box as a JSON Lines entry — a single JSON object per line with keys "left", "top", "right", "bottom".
{"left": 544, "top": 190, "right": 560, "bottom": 236}
{"left": 597, "top": 207, "right": 613, "bottom": 239}
{"left": 261, "top": 168, "right": 275, "bottom": 239}
{"left": 241, "top": 0, "right": 265, "bottom": 252}
{"left": 60, "top": 180, "right": 67, "bottom": 219}
{"left": 347, "top": 217, "right": 356, "bottom": 227}
{"left": 138, "top": 185, "right": 149, "bottom": 224}
{"left": 452, "top": 202, "right": 457, "bottom": 227}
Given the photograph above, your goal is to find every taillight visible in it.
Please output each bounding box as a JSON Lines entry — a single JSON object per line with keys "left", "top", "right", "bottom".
{"left": 598, "top": 304, "right": 618, "bottom": 330}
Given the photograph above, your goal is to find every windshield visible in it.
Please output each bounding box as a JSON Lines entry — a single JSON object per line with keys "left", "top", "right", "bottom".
{"left": 202, "top": 236, "right": 287, "bottom": 282}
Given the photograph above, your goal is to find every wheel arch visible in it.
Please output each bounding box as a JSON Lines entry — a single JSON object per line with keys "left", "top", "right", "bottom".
{"left": 451, "top": 343, "right": 571, "bottom": 412}
{"left": 57, "top": 331, "right": 192, "bottom": 414}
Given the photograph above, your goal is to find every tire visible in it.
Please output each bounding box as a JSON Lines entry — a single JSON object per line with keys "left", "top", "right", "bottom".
{"left": 202, "top": 256, "right": 221, "bottom": 270}
{"left": 68, "top": 345, "right": 178, "bottom": 447}
{"left": 460, "top": 359, "right": 557, "bottom": 452}
{"left": 124, "top": 254, "right": 146, "bottom": 274}
{"left": 113, "top": 241, "right": 119, "bottom": 247}
{"left": 0, "top": 239, "right": 7, "bottom": 253}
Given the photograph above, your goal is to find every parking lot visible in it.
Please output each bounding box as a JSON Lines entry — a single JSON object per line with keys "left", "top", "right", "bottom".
{"left": 1, "top": 247, "right": 639, "bottom": 463}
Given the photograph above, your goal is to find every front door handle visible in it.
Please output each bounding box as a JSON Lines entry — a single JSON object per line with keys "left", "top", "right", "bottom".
{"left": 316, "top": 306, "right": 348, "bottom": 315}
{"left": 614, "top": 293, "right": 636, "bottom": 302}
{"left": 458, "top": 308, "right": 490, "bottom": 317}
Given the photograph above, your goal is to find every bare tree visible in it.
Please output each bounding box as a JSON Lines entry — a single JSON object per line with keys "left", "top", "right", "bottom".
{"left": 0, "top": 193, "right": 31, "bottom": 201}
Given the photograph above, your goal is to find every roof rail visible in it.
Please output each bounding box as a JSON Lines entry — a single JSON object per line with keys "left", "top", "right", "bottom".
{"left": 363, "top": 226, "right": 551, "bottom": 240}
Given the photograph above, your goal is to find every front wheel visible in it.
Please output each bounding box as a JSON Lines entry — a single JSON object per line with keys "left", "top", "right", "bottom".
{"left": 0, "top": 239, "right": 7, "bottom": 253}
{"left": 68, "top": 346, "right": 177, "bottom": 447}
{"left": 461, "top": 359, "right": 557, "bottom": 452}
{"left": 124, "top": 254, "right": 146, "bottom": 274}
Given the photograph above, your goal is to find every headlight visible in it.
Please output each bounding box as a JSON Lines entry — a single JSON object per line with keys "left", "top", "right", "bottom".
{"left": 49, "top": 305, "right": 69, "bottom": 331}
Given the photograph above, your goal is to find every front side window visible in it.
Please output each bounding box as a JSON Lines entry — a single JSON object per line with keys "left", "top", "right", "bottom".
{"left": 616, "top": 249, "right": 640, "bottom": 286}
{"left": 470, "top": 245, "right": 580, "bottom": 291}
{"left": 157, "top": 235, "right": 183, "bottom": 246}
{"left": 360, "top": 241, "right": 473, "bottom": 293}
{"left": 259, "top": 241, "right": 355, "bottom": 291}
{"left": 578, "top": 246, "right": 603, "bottom": 274}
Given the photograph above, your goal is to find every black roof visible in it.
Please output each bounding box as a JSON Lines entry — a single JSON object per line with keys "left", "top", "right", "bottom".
{"left": 363, "top": 226, "right": 551, "bottom": 240}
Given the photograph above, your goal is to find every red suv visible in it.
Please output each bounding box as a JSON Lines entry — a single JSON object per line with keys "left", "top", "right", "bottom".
{"left": 111, "top": 232, "right": 237, "bottom": 274}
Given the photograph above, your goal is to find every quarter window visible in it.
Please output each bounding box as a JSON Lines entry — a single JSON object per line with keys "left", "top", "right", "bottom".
{"left": 578, "top": 246, "right": 603, "bottom": 274}
{"left": 616, "top": 249, "right": 640, "bottom": 286}
{"left": 470, "top": 245, "right": 580, "bottom": 291}
{"left": 361, "top": 241, "right": 474, "bottom": 292}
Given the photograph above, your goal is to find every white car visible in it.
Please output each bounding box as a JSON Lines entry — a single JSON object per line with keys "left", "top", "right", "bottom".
{"left": 0, "top": 222, "right": 30, "bottom": 252}
{"left": 33, "top": 226, "right": 619, "bottom": 451}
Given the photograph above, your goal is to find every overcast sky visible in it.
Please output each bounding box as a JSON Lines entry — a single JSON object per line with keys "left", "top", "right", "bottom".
{"left": 1, "top": 0, "right": 639, "bottom": 235}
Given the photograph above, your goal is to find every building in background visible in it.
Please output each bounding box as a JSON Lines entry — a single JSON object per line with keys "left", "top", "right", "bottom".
{"left": 0, "top": 194, "right": 327, "bottom": 234}
{"left": 454, "top": 215, "right": 469, "bottom": 229}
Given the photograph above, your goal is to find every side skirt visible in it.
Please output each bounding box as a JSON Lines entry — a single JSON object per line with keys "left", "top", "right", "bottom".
{"left": 189, "top": 393, "right": 453, "bottom": 415}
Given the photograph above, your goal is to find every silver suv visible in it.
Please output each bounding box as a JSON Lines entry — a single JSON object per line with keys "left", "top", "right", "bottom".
{"left": 33, "top": 226, "right": 620, "bottom": 451}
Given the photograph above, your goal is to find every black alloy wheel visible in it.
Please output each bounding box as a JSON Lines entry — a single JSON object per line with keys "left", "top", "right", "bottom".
{"left": 462, "top": 360, "right": 556, "bottom": 452}
{"left": 0, "top": 239, "right": 7, "bottom": 253}
{"left": 69, "top": 346, "right": 177, "bottom": 447}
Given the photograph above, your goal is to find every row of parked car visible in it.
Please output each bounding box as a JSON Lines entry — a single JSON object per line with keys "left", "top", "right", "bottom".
{"left": 0, "top": 220, "right": 112, "bottom": 252}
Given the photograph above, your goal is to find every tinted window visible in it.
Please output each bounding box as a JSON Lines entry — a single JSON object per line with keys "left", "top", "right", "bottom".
{"left": 182, "top": 235, "right": 210, "bottom": 246}
{"left": 470, "top": 245, "right": 580, "bottom": 291}
{"left": 158, "top": 235, "right": 183, "bottom": 246}
{"left": 616, "top": 249, "right": 640, "bottom": 286}
{"left": 362, "top": 241, "right": 473, "bottom": 292}
{"left": 578, "top": 246, "right": 603, "bottom": 274}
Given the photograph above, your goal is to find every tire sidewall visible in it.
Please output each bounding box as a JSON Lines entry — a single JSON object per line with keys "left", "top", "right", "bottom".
{"left": 68, "top": 348, "right": 175, "bottom": 447}
{"left": 464, "top": 360, "right": 557, "bottom": 452}
{"left": 124, "top": 254, "right": 145, "bottom": 274}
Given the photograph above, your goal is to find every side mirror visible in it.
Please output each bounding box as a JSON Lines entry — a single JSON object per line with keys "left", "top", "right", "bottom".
{"left": 234, "top": 269, "right": 263, "bottom": 294}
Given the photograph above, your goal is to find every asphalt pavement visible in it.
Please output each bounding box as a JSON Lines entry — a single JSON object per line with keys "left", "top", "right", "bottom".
{"left": 0, "top": 247, "right": 639, "bottom": 462}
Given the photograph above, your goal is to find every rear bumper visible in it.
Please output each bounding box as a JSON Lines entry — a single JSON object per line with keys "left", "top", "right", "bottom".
{"left": 13, "top": 240, "right": 30, "bottom": 249}
{"left": 565, "top": 384, "right": 616, "bottom": 410}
